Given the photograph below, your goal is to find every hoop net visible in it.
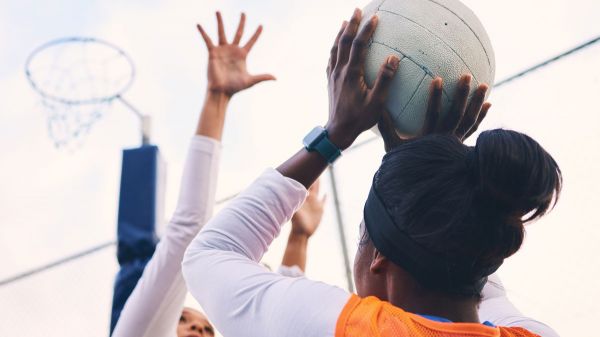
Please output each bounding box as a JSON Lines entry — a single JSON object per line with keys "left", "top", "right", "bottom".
{"left": 26, "top": 37, "right": 135, "bottom": 148}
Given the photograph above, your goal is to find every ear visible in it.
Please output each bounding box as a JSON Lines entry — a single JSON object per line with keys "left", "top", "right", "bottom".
{"left": 369, "top": 249, "right": 388, "bottom": 274}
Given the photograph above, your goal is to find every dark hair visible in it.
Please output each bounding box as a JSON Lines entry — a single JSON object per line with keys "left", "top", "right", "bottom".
{"left": 372, "top": 129, "right": 562, "bottom": 287}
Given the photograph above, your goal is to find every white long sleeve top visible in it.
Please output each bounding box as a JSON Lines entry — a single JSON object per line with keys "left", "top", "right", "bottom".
{"left": 182, "top": 169, "right": 560, "bottom": 337}
{"left": 112, "top": 136, "right": 221, "bottom": 337}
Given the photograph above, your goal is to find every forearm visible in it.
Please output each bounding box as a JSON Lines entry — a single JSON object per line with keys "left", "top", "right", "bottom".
{"left": 281, "top": 232, "right": 309, "bottom": 271}
{"left": 276, "top": 149, "right": 330, "bottom": 189}
{"left": 195, "top": 91, "right": 230, "bottom": 140}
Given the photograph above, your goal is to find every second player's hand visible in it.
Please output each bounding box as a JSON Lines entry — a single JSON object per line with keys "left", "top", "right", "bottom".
{"left": 197, "top": 12, "right": 275, "bottom": 97}
{"left": 291, "top": 179, "right": 326, "bottom": 238}
{"left": 283, "top": 179, "right": 326, "bottom": 271}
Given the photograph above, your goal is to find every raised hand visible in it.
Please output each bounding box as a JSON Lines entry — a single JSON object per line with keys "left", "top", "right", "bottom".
{"left": 197, "top": 12, "right": 275, "bottom": 97}
{"left": 291, "top": 179, "right": 326, "bottom": 238}
{"left": 276, "top": 9, "right": 399, "bottom": 189}
{"left": 325, "top": 9, "right": 400, "bottom": 150}
{"left": 282, "top": 179, "right": 326, "bottom": 271}
{"left": 378, "top": 75, "right": 492, "bottom": 152}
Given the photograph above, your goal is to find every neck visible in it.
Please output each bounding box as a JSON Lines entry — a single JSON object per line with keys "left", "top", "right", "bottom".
{"left": 390, "top": 292, "right": 479, "bottom": 323}
{"left": 386, "top": 272, "right": 480, "bottom": 323}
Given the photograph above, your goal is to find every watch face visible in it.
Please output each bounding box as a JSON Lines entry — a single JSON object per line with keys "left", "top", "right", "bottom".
{"left": 303, "top": 126, "right": 326, "bottom": 148}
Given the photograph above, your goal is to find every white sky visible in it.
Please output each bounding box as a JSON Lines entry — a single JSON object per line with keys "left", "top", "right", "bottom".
{"left": 1, "top": 0, "right": 599, "bottom": 336}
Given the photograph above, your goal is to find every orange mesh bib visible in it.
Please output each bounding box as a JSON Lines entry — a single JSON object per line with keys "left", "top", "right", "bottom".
{"left": 336, "top": 295, "right": 540, "bottom": 337}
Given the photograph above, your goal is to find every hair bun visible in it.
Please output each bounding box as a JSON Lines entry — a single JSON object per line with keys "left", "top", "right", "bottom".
{"left": 474, "top": 129, "right": 561, "bottom": 222}
{"left": 471, "top": 129, "right": 562, "bottom": 261}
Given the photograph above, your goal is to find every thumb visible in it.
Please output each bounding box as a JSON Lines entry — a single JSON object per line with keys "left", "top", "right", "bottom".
{"left": 378, "top": 110, "right": 403, "bottom": 152}
{"left": 249, "top": 73, "right": 276, "bottom": 87}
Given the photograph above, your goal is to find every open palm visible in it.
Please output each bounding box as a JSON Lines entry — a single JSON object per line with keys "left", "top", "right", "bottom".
{"left": 198, "top": 12, "right": 275, "bottom": 97}
{"left": 291, "top": 179, "right": 326, "bottom": 238}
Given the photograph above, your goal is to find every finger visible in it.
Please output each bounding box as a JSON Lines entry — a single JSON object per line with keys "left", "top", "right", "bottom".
{"left": 232, "top": 13, "right": 246, "bottom": 45}
{"left": 456, "top": 83, "right": 488, "bottom": 140}
{"left": 216, "top": 11, "right": 227, "bottom": 45}
{"left": 464, "top": 102, "right": 491, "bottom": 139}
{"left": 319, "top": 194, "right": 328, "bottom": 206}
{"left": 421, "top": 77, "right": 443, "bottom": 135}
{"left": 248, "top": 73, "right": 276, "bottom": 87}
{"left": 196, "top": 24, "right": 214, "bottom": 49}
{"left": 377, "top": 109, "right": 403, "bottom": 152}
{"left": 327, "top": 21, "right": 348, "bottom": 76}
{"left": 348, "top": 15, "right": 378, "bottom": 72}
{"left": 243, "top": 25, "right": 263, "bottom": 52}
{"left": 370, "top": 55, "right": 400, "bottom": 106}
{"left": 440, "top": 74, "right": 471, "bottom": 134}
{"left": 309, "top": 179, "right": 320, "bottom": 194}
{"left": 336, "top": 8, "right": 362, "bottom": 67}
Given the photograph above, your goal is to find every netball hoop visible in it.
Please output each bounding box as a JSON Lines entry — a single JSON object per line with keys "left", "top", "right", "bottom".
{"left": 25, "top": 37, "right": 150, "bottom": 148}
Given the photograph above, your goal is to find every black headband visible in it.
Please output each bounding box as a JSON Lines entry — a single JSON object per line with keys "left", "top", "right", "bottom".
{"left": 363, "top": 184, "right": 501, "bottom": 295}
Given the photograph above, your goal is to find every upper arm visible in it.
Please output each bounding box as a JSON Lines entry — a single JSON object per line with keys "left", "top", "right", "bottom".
{"left": 182, "top": 169, "right": 351, "bottom": 337}
{"left": 479, "top": 274, "right": 560, "bottom": 337}
{"left": 183, "top": 248, "right": 351, "bottom": 337}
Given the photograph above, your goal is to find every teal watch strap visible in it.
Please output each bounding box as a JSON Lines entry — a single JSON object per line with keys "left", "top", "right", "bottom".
{"left": 314, "top": 134, "right": 341, "bottom": 163}
{"left": 303, "top": 126, "right": 342, "bottom": 164}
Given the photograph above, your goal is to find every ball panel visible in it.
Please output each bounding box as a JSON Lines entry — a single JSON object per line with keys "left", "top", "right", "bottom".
{"left": 362, "top": 0, "right": 387, "bottom": 18}
{"left": 379, "top": 0, "right": 494, "bottom": 79}
{"left": 364, "top": 43, "right": 429, "bottom": 117}
{"left": 427, "top": 0, "right": 496, "bottom": 76}
{"left": 394, "top": 75, "right": 432, "bottom": 135}
{"left": 389, "top": 57, "right": 429, "bottom": 117}
{"left": 372, "top": 10, "right": 489, "bottom": 88}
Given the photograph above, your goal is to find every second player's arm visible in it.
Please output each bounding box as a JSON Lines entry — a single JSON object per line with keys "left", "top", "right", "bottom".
{"left": 112, "top": 12, "right": 273, "bottom": 337}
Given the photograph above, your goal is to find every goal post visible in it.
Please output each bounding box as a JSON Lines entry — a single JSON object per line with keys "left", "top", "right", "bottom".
{"left": 110, "top": 145, "right": 166, "bottom": 332}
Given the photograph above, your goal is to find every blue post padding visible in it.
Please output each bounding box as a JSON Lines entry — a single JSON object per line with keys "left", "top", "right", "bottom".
{"left": 116, "top": 145, "right": 160, "bottom": 265}
{"left": 110, "top": 257, "right": 151, "bottom": 333}
{"left": 111, "top": 145, "right": 164, "bottom": 334}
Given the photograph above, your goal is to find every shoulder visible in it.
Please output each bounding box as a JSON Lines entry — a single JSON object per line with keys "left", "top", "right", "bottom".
{"left": 336, "top": 296, "right": 543, "bottom": 337}
{"left": 336, "top": 295, "right": 412, "bottom": 337}
{"left": 498, "top": 326, "right": 543, "bottom": 337}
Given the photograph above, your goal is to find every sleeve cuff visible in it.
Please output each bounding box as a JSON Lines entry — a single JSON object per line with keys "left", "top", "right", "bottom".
{"left": 277, "top": 265, "right": 305, "bottom": 278}
{"left": 265, "top": 168, "right": 308, "bottom": 196}
{"left": 253, "top": 169, "right": 308, "bottom": 216}
{"left": 190, "top": 135, "right": 222, "bottom": 153}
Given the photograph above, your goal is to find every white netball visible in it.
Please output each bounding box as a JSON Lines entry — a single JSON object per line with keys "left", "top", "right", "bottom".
{"left": 361, "top": 0, "right": 495, "bottom": 136}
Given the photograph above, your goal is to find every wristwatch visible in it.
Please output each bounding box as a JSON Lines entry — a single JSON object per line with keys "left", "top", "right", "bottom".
{"left": 303, "top": 126, "right": 342, "bottom": 164}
